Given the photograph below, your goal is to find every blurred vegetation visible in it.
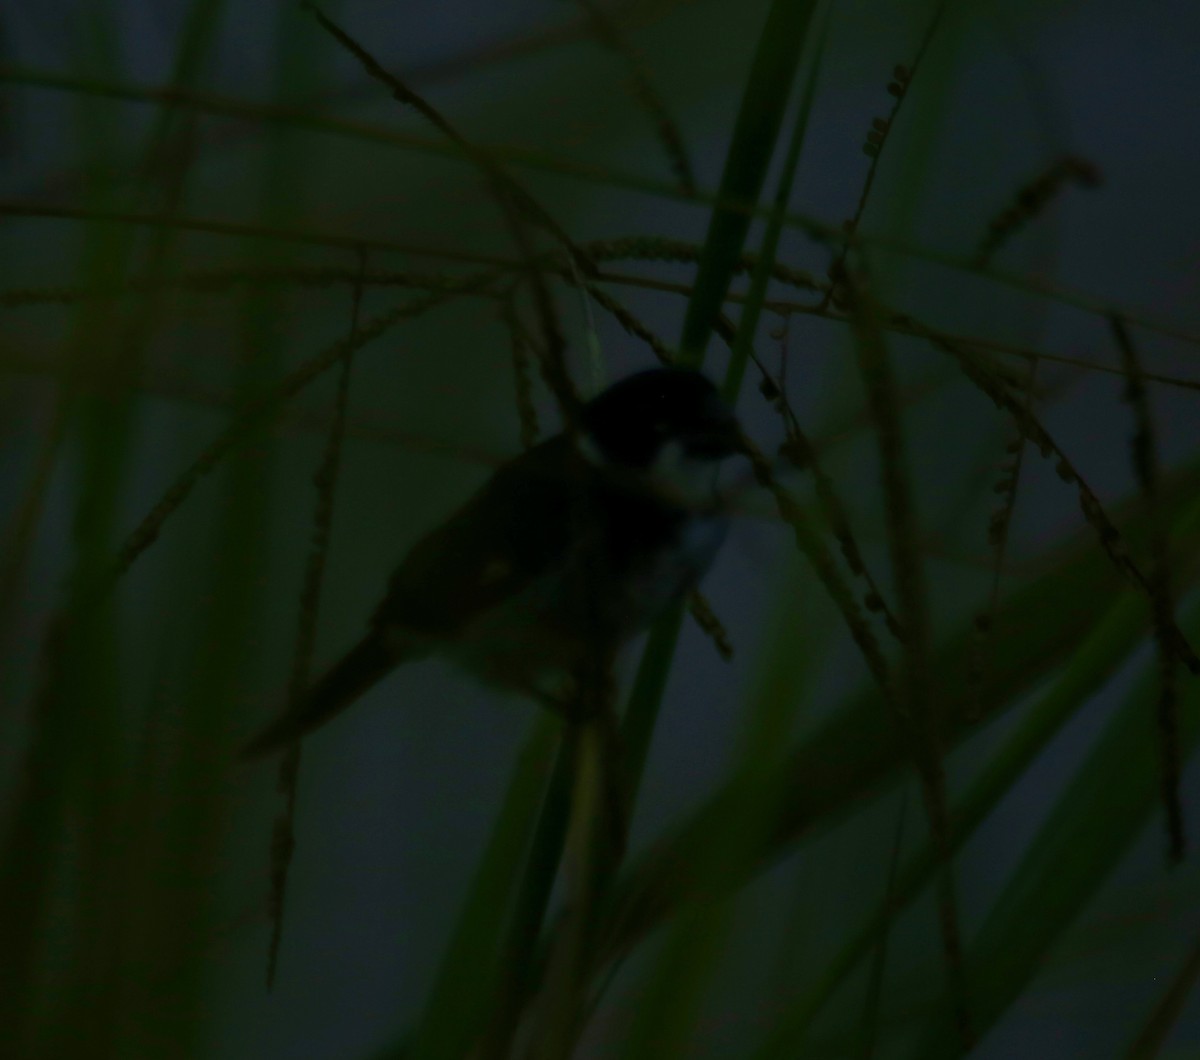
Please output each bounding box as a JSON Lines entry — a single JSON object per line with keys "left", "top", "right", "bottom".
{"left": 3, "top": 0, "right": 1200, "bottom": 1057}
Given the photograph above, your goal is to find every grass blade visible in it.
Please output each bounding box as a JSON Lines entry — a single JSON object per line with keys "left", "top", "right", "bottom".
{"left": 721, "top": 0, "right": 831, "bottom": 400}
{"left": 409, "top": 718, "right": 559, "bottom": 1060}
{"left": 475, "top": 738, "right": 576, "bottom": 1059}
{"left": 860, "top": 786, "right": 910, "bottom": 1060}
{"left": 910, "top": 609, "right": 1200, "bottom": 1054}
{"left": 676, "top": 0, "right": 817, "bottom": 366}
{"left": 620, "top": 559, "right": 824, "bottom": 1059}
{"left": 845, "top": 269, "right": 970, "bottom": 1043}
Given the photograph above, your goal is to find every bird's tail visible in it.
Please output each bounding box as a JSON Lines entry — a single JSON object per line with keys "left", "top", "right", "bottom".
{"left": 240, "top": 635, "right": 397, "bottom": 759}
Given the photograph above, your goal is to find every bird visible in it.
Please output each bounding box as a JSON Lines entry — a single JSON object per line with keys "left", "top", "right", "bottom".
{"left": 240, "top": 366, "right": 742, "bottom": 759}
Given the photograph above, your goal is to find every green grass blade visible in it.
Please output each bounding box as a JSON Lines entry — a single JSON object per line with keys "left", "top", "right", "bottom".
{"left": 409, "top": 717, "right": 558, "bottom": 1060}
{"left": 860, "top": 786, "right": 910, "bottom": 1060}
{"left": 677, "top": 0, "right": 818, "bottom": 366}
{"left": 620, "top": 606, "right": 686, "bottom": 803}
{"left": 621, "top": 559, "right": 826, "bottom": 1059}
{"left": 722, "top": 0, "right": 832, "bottom": 402}
{"left": 473, "top": 737, "right": 576, "bottom": 1060}
{"left": 910, "top": 606, "right": 1200, "bottom": 1056}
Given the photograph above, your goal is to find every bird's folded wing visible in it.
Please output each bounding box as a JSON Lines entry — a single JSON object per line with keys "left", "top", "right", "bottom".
{"left": 371, "top": 437, "right": 589, "bottom": 636}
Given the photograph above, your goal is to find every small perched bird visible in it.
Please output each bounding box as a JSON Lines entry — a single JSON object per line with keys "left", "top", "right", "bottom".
{"left": 241, "top": 367, "right": 741, "bottom": 759}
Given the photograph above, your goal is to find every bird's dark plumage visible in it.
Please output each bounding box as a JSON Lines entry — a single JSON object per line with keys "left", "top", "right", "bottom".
{"left": 240, "top": 368, "right": 739, "bottom": 758}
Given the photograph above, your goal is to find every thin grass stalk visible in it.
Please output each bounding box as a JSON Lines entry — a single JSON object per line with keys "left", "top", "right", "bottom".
{"left": 500, "top": 195, "right": 583, "bottom": 424}
{"left": 0, "top": 265, "right": 479, "bottom": 305}
{"left": 757, "top": 567, "right": 838, "bottom": 998}
{"left": 527, "top": 704, "right": 623, "bottom": 1059}
{"left": 0, "top": 340, "right": 504, "bottom": 463}
{"left": 819, "top": 0, "right": 949, "bottom": 310}
{"left": 575, "top": 0, "right": 695, "bottom": 195}
{"left": 1111, "top": 313, "right": 1184, "bottom": 861}
{"left": 6, "top": 198, "right": 1200, "bottom": 352}
{"left": 0, "top": 63, "right": 813, "bottom": 248}
{"left": 504, "top": 296, "right": 542, "bottom": 449}
{"left": 860, "top": 786, "right": 909, "bottom": 1060}
{"left": 0, "top": 401, "right": 68, "bottom": 668}
{"left": 742, "top": 435, "right": 893, "bottom": 693}
{"left": 11, "top": 258, "right": 1200, "bottom": 396}
{"left": 969, "top": 358, "right": 1038, "bottom": 720}
{"left": 408, "top": 717, "right": 559, "bottom": 1060}
{"left": 476, "top": 742, "right": 576, "bottom": 1060}
{"left": 685, "top": 590, "right": 734, "bottom": 660}
{"left": 16, "top": 291, "right": 1196, "bottom": 481}
{"left": 477, "top": 310, "right": 615, "bottom": 1060}
{"left": 0, "top": 63, "right": 798, "bottom": 229}
{"left": 773, "top": 403, "right": 903, "bottom": 639}
{"left": 843, "top": 266, "right": 971, "bottom": 1046}
{"left": 265, "top": 252, "right": 366, "bottom": 987}
{"left": 1, "top": 62, "right": 1138, "bottom": 330}
{"left": 303, "top": 3, "right": 592, "bottom": 275}
{"left": 112, "top": 281, "right": 493, "bottom": 581}
{"left": 975, "top": 155, "right": 1100, "bottom": 267}
{"left": 919, "top": 326, "right": 1200, "bottom": 675}
{"left": 578, "top": 281, "right": 675, "bottom": 365}
{"left": 0, "top": 198, "right": 531, "bottom": 265}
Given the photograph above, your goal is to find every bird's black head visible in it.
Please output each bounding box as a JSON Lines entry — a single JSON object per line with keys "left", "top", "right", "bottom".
{"left": 580, "top": 368, "right": 741, "bottom": 469}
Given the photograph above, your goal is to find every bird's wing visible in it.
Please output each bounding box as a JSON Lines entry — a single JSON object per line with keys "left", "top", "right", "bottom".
{"left": 371, "top": 436, "right": 588, "bottom": 637}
